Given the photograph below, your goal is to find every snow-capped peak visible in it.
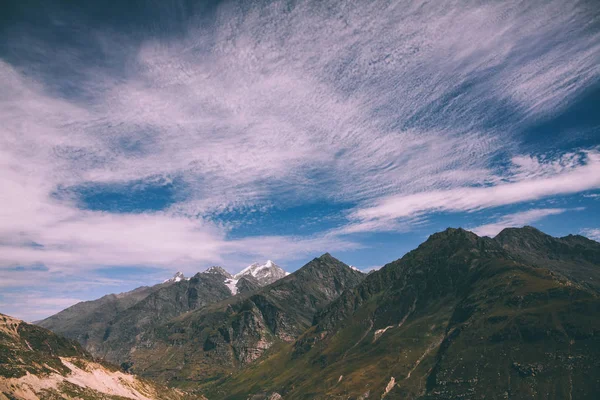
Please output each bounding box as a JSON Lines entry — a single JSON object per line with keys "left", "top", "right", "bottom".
{"left": 205, "top": 266, "right": 233, "bottom": 278}
{"left": 164, "top": 271, "right": 186, "bottom": 283}
{"left": 234, "top": 260, "right": 288, "bottom": 285}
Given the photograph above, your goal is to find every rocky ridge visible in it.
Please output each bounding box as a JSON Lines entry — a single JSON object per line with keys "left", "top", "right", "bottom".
{"left": 0, "top": 313, "right": 202, "bottom": 400}
{"left": 126, "top": 254, "right": 365, "bottom": 386}
{"left": 205, "top": 227, "right": 600, "bottom": 399}
{"left": 38, "top": 261, "right": 289, "bottom": 366}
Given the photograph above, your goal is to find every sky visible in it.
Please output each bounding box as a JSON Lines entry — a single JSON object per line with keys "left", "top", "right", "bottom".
{"left": 0, "top": 0, "right": 599, "bottom": 321}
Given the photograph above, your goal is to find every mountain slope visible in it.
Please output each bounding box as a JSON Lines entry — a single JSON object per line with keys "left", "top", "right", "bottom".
{"left": 36, "top": 284, "right": 159, "bottom": 352}
{"left": 128, "top": 254, "right": 365, "bottom": 388}
{"left": 37, "top": 266, "right": 275, "bottom": 366}
{"left": 210, "top": 228, "right": 600, "bottom": 400}
{"left": 89, "top": 269, "right": 236, "bottom": 365}
{"left": 495, "top": 225, "right": 600, "bottom": 292}
{"left": 0, "top": 313, "right": 202, "bottom": 400}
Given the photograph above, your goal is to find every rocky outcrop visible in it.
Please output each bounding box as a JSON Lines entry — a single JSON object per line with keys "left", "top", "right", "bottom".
{"left": 209, "top": 228, "right": 600, "bottom": 400}
{"left": 234, "top": 260, "right": 289, "bottom": 286}
{"left": 0, "top": 313, "right": 201, "bottom": 400}
{"left": 38, "top": 268, "right": 254, "bottom": 366}
{"left": 129, "top": 254, "right": 365, "bottom": 385}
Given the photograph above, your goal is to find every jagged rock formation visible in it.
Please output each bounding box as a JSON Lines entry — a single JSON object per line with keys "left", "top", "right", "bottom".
{"left": 0, "top": 313, "right": 202, "bottom": 400}
{"left": 164, "top": 271, "right": 188, "bottom": 283}
{"left": 234, "top": 260, "right": 289, "bottom": 286}
{"left": 32, "top": 227, "right": 600, "bottom": 399}
{"left": 219, "top": 261, "right": 289, "bottom": 295}
{"left": 128, "top": 254, "right": 365, "bottom": 386}
{"left": 207, "top": 227, "right": 600, "bottom": 400}
{"left": 37, "top": 265, "right": 283, "bottom": 366}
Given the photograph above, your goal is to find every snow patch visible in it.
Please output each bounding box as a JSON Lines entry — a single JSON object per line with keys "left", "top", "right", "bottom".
{"left": 234, "top": 260, "right": 288, "bottom": 284}
{"left": 224, "top": 278, "right": 239, "bottom": 295}
{"left": 349, "top": 265, "right": 361, "bottom": 272}
{"left": 373, "top": 325, "right": 394, "bottom": 342}
{"left": 164, "top": 272, "right": 186, "bottom": 283}
{"left": 381, "top": 377, "right": 395, "bottom": 398}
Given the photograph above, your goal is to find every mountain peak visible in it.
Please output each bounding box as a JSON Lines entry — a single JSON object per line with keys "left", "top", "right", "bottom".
{"left": 296, "top": 253, "right": 364, "bottom": 279}
{"left": 205, "top": 266, "right": 233, "bottom": 279}
{"left": 495, "top": 225, "right": 545, "bottom": 238}
{"left": 234, "top": 260, "right": 288, "bottom": 285}
{"left": 423, "top": 227, "right": 480, "bottom": 247}
{"left": 164, "top": 271, "right": 187, "bottom": 283}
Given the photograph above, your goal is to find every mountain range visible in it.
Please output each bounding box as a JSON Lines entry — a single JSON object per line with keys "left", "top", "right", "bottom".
{"left": 209, "top": 227, "right": 600, "bottom": 399}
{"left": 2, "top": 227, "right": 600, "bottom": 399}
{"left": 37, "top": 261, "right": 289, "bottom": 366}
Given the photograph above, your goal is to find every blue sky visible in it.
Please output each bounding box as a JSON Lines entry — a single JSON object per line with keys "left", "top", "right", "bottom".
{"left": 0, "top": 0, "right": 599, "bottom": 321}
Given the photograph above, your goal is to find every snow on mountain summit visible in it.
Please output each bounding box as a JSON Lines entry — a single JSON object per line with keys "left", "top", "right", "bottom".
{"left": 234, "top": 260, "right": 288, "bottom": 286}
{"left": 162, "top": 262, "right": 287, "bottom": 295}
{"left": 205, "top": 266, "right": 233, "bottom": 279}
{"left": 164, "top": 271, "right": 187, "bottom": 283}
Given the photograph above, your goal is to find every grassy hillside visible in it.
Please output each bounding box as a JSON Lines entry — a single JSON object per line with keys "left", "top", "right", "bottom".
{"left": 129, "top": 254, "right": 365, "bottom": 389}
{"left": 204, "top": 228, "right": 600, "bottom": 399}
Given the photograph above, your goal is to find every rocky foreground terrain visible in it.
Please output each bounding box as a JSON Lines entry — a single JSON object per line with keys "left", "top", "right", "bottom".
{"left": 0, "top": 313, "right": 202, "bottom": 400}
{"left": 3, "top": 227, "right": 600, "bottom": 399}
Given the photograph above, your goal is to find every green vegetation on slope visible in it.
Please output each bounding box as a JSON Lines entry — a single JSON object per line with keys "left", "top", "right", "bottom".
{"left": 130, "top": 254, "right": 365, "bottom": 389}
{"left": 204, "top": 228, "right": 600, "bottom": 399}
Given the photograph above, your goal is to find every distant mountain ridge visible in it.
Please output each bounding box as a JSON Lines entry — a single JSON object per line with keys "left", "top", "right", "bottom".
{"left": 164, "top": 271, "right": 187, "bottom": 283}
{"left": 32, "top": 227, "right": 600, "bottom": 399}
{"left": 37, "top": 260, "right": 289, "bottom": 365}
{"left": 127, "top": 254, "right": 365, "bottom": 384}
{"left": 234, "top": 260, "right": 289, "bottom": 285}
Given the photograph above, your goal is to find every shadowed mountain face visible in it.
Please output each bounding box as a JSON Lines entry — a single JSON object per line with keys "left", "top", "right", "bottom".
{"left": 205, "top": 228, "right": 600, "bottom": 400}
{"left": 128, "top": 254, "right": 365, "bottom": 385}
{"left": 38, "top": 267, "right": 261, "bottom": 365}
{"left": 0, "top": 313, "right": 201, "bottom": 400}
{"left": 495, "top": 226, "right": 600, "bottom": 292}
{"left": 31, "top": 227, "right": 600, "bottom": 399}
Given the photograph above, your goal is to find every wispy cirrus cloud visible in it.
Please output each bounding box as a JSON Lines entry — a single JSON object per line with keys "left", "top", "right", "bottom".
{"left": 470, "top": 208, "right": 582, "bottom": 237}
{"left": 3, "top": 0, "right": 598, "bottom": 214}
{"left": 1, "top": 0, "right": 599, "bottom": 320}
{"left": 345, "top": 151, "right": 600, "bottom": 234}
{"left": 581, "top": 228, "right": 600, "bottom": 242}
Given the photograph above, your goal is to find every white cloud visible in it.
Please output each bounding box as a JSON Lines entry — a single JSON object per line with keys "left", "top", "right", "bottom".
{"left": 347, "top": 151, "right": 600, "bottom": 232}
{"left": 470, "top": 208, "right": 581, "bottom": 237}
{"left": 1, "top": 0, "right": 599, "bottom": 320}
{"left": 3, "top": 0, "right": 598, "bottom": 216}
{"left": 360, "top": 265, "right": 383, "bottom": 272}
{"left": 581, "top": 228, "right": 600, "bottom": 242}
{"left": 0, "top": 291, "right": 85, "bottom": 322}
